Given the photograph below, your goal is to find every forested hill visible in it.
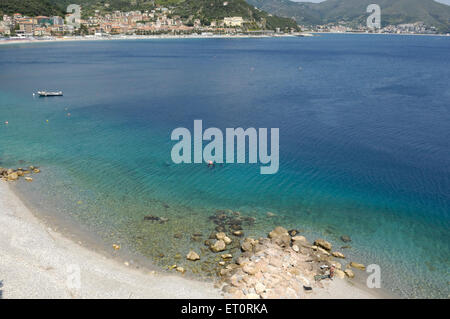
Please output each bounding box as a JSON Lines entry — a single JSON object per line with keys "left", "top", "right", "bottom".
{"left": 0, "top": 0, "right": 64, "bottom": 16}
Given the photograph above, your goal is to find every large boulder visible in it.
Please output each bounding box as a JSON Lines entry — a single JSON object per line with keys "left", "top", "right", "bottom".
{"left": 314, "top": 239, "right": 332, "bottom": 251}
{"left": 241, "top": 238, "right": 257, "bottom": 252}
{"left": 268, "top": 226, "right": 291, "bottom": 247}
{"left": 7, "top": 172, "right": 18, "bottom": 181}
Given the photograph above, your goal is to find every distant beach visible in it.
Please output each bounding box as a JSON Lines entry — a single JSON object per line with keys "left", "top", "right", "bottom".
{"left": 0, "top": 33, "right": 309, "bottom": 47}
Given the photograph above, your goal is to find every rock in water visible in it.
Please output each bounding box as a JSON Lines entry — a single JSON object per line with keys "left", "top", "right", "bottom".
{"left": 7, "top": 172, "right": 18, "bottom": 181}
{"left": 186, "top": 251, "right": 200, "bottom": 261}
{"left": 314, "top": 239, "right": 332, "bottom": 251}
{"left": 340, "top": 235, "right": 351, "bottom": 243}
{"left": 216, "top": 232, "right": 226, "bottom": 240}
{"left": 210, "top": 240, "right": 226, "bottom": 252}
{"left": 241, "top": 238, "right": 257, "bottom": 252}
{"left": 344, "top": 269, "right": 355, "bottom": 278}
{"left": 332, "top": 251, "right": 345, "bottom": 259}
{"left": 176, "top": 266, "right": 185, "bottom": 273}
{"left": 350, "top": 262, "right": 366, "bottom": 270}
{"left": 268, "top": 226, "right": 291, "bottom": 247}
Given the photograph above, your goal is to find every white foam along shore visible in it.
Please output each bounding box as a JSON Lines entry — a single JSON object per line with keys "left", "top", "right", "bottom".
{"left": 0, "top": 180, "right": 387, "bottom": 299}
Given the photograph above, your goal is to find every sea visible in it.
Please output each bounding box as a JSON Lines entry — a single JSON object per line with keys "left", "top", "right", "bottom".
{"left": 0, "top": 34, "right": 449, "bottom": 298}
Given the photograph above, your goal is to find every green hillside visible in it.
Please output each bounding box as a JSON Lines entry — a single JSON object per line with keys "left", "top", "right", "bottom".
{"left": 173, "top": 0, "right": 298, "bottom": 30}
{"left": 247, "top": 0, "right": 450, "bottom": 32}
{"left": 0, "top": 0, "right": 64, "bottom": 16}
{"left": 50, "top": 0, "right": 298, "bottom": 30}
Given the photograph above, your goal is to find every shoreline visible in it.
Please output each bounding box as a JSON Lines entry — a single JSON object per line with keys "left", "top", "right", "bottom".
{"left": 0, "top": 33, "right": 303, "bottom": 46}
{"left": 0, "top": 178, "right": 389, "bottom": 299}
{"left": 0, "top": 32, "right": 448, "bottom": 47}
{"left": 0, "top": 180, "right": 222, "bottom": 298}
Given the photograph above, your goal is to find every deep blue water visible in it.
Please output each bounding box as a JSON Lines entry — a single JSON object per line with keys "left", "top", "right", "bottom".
{"left": 0, "top": 34, "right": 449, "bottom": 298}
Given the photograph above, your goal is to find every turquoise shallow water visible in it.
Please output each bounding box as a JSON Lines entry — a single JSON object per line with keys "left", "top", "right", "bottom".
{"left": 0, "top": 35, "right": 449, "bottom": 298}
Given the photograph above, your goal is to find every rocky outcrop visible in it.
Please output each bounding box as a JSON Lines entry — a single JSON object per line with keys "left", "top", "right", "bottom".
{"left": 268, "top": 226, "right": 291, "bottom": 247}
{"left": 218, "top": 226, "right": 362, "bottom": 299}
{"left": 1, "top": 165, "right": 40, "bottom": 182}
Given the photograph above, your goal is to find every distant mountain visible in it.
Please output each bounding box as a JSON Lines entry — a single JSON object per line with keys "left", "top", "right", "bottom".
{"left": 246, "top": 0, "right": 450, "bottom": 32}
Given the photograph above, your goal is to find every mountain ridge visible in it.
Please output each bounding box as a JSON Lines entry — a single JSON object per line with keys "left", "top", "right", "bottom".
{"left": 246, "top": 0, "right": 450, "bottom": 32}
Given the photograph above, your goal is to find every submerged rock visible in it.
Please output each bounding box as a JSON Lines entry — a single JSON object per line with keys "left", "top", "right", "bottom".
{"left": 349, "top": 262, "right": 366, "bottom": 270}
{"left": 143, "top": 215, "right": 169, "bottom": 224}
{"left": 186, "top": 251, "right": 200, "bottom": 261}
{"left": 332, "top": 251, "right": 345, "bottom": 259}
{"left": 144, "top": 215, "right": 160, "bottom": 221}
{"left": 340, "top": 235, "right": 352, "bottom": 243}
{"left": 210, "top": 239, "right": 226, "bottom": 252}
{"left": 176, "top": 266, "right": 185, "bottom": 273}
{"left": 314, "top": 239, "right": 332, "bottom": 251}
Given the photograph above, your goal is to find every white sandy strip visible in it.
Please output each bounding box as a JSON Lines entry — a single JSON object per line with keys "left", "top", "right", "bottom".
{"left": 0, "top": 181, "right": 222, "bottom": 299}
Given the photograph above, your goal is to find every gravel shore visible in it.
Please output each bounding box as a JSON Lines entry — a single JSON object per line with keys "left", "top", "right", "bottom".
{"left": 0, "top": 181, "right": 222, "bottom": 299}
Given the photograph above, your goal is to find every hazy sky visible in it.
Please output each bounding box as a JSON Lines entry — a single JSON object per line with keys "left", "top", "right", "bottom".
{"left": 291, "top": 0, "right": 450, "bottom": 4}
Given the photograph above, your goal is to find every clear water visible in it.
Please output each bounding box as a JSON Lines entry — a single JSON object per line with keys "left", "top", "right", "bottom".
{"left": 0, "top": 34, "right": 449, "bottom": 298}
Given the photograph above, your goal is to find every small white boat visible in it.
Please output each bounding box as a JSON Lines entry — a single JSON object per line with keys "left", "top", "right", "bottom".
{"left": 37, "top": 91, "right": 63, "bottom": 97}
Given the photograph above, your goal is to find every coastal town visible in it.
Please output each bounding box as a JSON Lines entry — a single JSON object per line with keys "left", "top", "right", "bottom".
{"left": 0, "top": 6, "right": 445, "bottom": 39}
{"left": 310, "top": 21, "right": 440, "bottom": 35}
{"left": 0, "top": 7, "right": 295, "bottom": 38}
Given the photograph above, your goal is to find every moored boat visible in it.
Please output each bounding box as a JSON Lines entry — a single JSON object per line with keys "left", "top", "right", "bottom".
{"left": 37, "top": 91, "right": 63, "bottom": 97}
